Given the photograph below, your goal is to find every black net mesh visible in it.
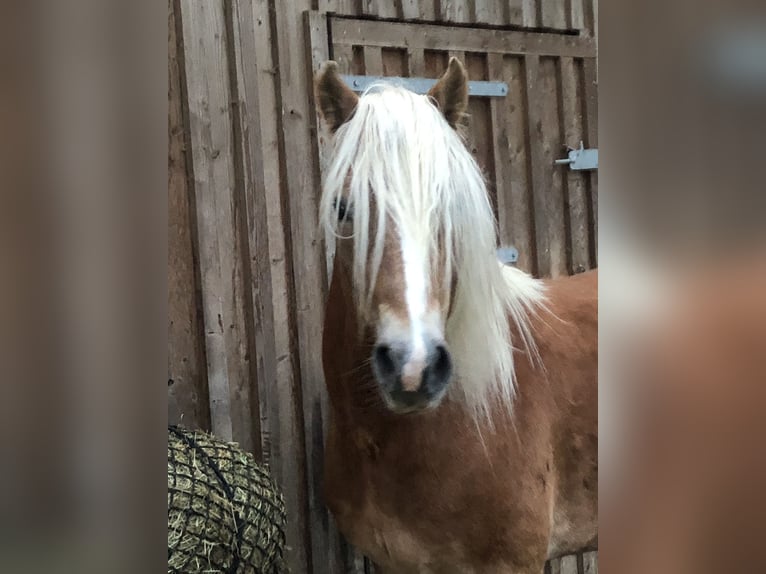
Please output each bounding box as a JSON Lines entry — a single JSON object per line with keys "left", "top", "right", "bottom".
{"left": 167, "top": 426, "right": 287, "bottom": 573}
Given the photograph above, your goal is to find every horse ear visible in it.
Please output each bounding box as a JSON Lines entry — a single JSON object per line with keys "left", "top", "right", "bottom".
{"left": 427, "top": 57, "right": 469, "bottom": 129}
{"left": 315, "top": 61, "right": 359, "bottom": 133}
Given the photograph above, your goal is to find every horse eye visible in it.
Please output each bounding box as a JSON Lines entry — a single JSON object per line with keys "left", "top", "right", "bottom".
{"left": 333, "top": 198, "right": 351, "bottom": 222}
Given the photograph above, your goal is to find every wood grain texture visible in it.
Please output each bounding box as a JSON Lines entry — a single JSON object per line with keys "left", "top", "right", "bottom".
{"left": 382, "top": 48, "right": 408, "bottom": 76}
{"left": 582, "top": 57, "right": 598, "bottom": 266}
{"left": 331, "top": 17, "right": 597, "bottom": 57}
{"left": 559, "top": 57, "right": 590, "bottom": 273}
{"left": 541, "top": 0, "right": 568, "bottom": 29}
{"left": 363, "top": 45, "right": 384, "bottom": 75}
{"left": 178, "top": 0, "right": 259, "bottom": 452}
{"left": 168, "top": 0, "right": 210, "bottom": 431}
{"left": 537, "top": 56, "right": 568, "bottom": 278}
{"left": 489, "top": 54, "right": 533, "bottom": 273}
{"left": 464, "top": 53, "right": 497, "bottom": 218}
{"left": 583, "top": 551, "right": 599, "bottom": 573}
{"left": 241, "top": 0, "right": 311, "bottom": 572}
{"left": 273, "top": 4, "right": 339, "bottom": 571}
{"left": 401, "top": 0, "right": 421, "bottom": 19}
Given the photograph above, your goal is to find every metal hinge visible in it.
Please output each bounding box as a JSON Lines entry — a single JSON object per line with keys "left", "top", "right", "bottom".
{"left": 555, "top": 142, "right": 598, "bottom": 171}
{"left": 341, "top": 75, "right": 509, "bottom": 97}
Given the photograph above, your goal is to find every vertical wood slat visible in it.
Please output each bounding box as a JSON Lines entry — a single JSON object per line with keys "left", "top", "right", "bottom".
{"left": 363, "top": 0, "right": 399, "bottom": 18}
{"left": 583, "top": 551, "right": 599, "bottom": 573}
{"left": 464, "top": 53, "right": 497, "bottom": 217}
{"left": 418, "top": 0, "right": 436, "bottom": 20}
{"left": 321, "top": 0, "right": 362, "bottom": 15}
{"left": 401, "top": 0, "right": 421, "bottom": 19}
{"left": 506, "top": 0, "right": 524, "bottom": 25}
{"left": 168, "top": 0, "right": 210, "bottom": 431}
{"left": 541, "top": 0, "right": 568, "bottom": 29}
{"left": 582, "top": 57, "right": 598, "bottom": 266}
{"left": 274, "top": 3, "right": 340, "bottom": 572}
{"left": 364, "top": 46, "right": 384, "bottom": 75}
{"left": 333, "top": 44, "right": 355, "bottom": 74}
{"left": 540, "top": 56, "right": 568, "bottom": 277}
{"left": 239, "top": 0, "right": 311, "bottom": 572}
{"left": 473, "top": 0, "right": 504, "bottom": 24}
{"left": 524, "top": 54, "right": 547, "bottom": 277}
{"left": 570, "top": 0, "right": 586, "bottom": 31}
{"left": 559, "top": 57, "right": 590, "bottom": 273}
{"left": 490, "top": 54, "right": 535, "bottom": 273}
{"left": 224, "top": 0, "right": 266, "bottom": 461}
{"left": 179, "top": 0, "right": 260, "bottom": 453}
{"left": 522, "top": 0, "right": 538, "bottom": 27}
{"left": 407, "top": 47, "right": 426, "bottom": 76}
{"left": 525, "top": 54, "right": 569, "bottom": 278}
{"left": 441, "top": 0, "right": 471, "bottom": 23}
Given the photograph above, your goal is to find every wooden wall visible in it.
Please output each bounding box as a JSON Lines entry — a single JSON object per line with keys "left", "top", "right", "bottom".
{"left": 168, "top": 1, "right": 597, "bottom": 572}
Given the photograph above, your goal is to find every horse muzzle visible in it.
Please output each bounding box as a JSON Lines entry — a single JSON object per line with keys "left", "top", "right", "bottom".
{"left": 371, "top": 339, "right": 453, "bottom": 413}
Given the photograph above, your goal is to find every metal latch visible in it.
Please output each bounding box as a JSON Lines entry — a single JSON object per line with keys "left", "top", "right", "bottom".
{"left": 555, "top": 142, "right": 598, "bottom": 171}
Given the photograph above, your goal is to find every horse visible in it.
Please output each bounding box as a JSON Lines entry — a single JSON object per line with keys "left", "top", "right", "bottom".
{"left": 314, "top": 58, "right": 598, "bottom": 573}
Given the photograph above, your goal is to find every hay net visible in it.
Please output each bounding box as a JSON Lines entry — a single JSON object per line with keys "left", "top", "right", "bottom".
{"left": 167, "top": 426, "right": 287, "bottom": 573}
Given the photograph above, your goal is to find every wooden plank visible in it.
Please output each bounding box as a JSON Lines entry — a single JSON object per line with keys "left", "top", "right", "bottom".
{"left": 424, "top": 50, "right": 449, "bottom": 78}
{"left": 179, "top": 0, "right": 259, "bottom": 452}
{"left": 560, "top": 554, "right": 580, "bottom": 574}
{"left": 382, "top": 48, "right": 408, "bottom": 77}
{"left": 522, "top": 0, "right": 538, "bottom": 27}
{"left": 418, "top": 0, "right": 436, "bottom": 20}
{"left": 440, "top": 0, "right": 471, "bottom": 23}
{"left": 464, "top": 53, "right": 497, "bottom": 218}
{"left": 507, "top": 0, "right": 524, "bottom": 25}
{"left": 322, "top": 0, "right": 361, "bottom": 15}
{"left": 168, "top": 0, "right": 210, "bottom": 431}
{"left": 331, "top": 17, "right": 597, "bottom": 58}
{"left": 523, "top": 54, "right": 550, "bottom": 277}
{"left": 541, "top": 0, "right": 568, "bottom": 29}
{"left": 235, "top": 1, "right": 311, "bottom": 573}
{"left": 225, "top": 0, "right": 264, "bottom": 460}
{"left": 488, "top": 53, "right": 508, "bottom": 237}
{"left": 559, "top": 57, "right": 590, "bottom": 273}
{"left": 582, "top": 551, "right": 598, "bottom": 573}
{"left": 333, "top": 44, "right": 355, "bottom": 74}
{"left": 363, "top": 45, "right": 384, "bottom": 75}
{"left": 407, "top": 47, "right": 426, "bottom": 76}
{"left": 274, "top": 5, "right": 342, "bottom": 571}
{"left": 582, "top": 57, "right": 598, "bottom": 267}
{"left": 538, "top": 56, "right": 568, "bottom": 278}
{"left": 585, "top": 0, "right": 597, "bottom": 40}
{"left": 473, "top": 0, "right": 504, "bottom": 24}
{"left": 570, "top": 0, "right": 585, "bottom": 31}
{"left": 360, "top": 0, "right": 400, "bottom": 18}
{"left": 401, "top": 0, "right": 421, "bottom": 20}
{"left": 491, "top": 54, "right": 535, "bottom": 273}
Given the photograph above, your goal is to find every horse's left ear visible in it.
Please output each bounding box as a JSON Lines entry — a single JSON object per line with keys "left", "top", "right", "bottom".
{"left": 427, "top": 57, "right": 469, "bottom": 129}
{"left": 315, "top": 61, "right": 359, "bottom": 133}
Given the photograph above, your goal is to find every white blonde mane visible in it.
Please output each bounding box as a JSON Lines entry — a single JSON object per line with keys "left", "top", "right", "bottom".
{"left": 320, "top": 85, "right": 546, "bottom": 419}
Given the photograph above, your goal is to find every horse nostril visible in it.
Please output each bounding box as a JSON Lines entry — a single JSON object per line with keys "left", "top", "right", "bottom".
{"left": 373, "top": 344, "right": 398, "bottom": 378}
{"left": 431, "top": 344, "right": 452, "bottom": 383}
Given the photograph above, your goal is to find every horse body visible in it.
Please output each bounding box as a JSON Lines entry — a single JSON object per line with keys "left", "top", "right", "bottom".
{"left": 323, "top": 267, "right": 597, "bottom": 572}
{"left": 315, "top": 58, "right": 597, "bottom": 572}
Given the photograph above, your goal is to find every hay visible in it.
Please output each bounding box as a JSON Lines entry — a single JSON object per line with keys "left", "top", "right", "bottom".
{"left": 168, "top": 426, "right": 287, "bottom": 573}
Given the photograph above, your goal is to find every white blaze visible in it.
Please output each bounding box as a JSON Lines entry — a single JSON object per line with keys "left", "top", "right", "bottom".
{"left": 401, "top": 233, "right": 428, "bottom": 374}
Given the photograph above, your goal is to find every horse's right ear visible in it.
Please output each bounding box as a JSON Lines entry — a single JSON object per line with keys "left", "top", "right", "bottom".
{"left": 315, "top": 61, "right": 359, "bottom": 133}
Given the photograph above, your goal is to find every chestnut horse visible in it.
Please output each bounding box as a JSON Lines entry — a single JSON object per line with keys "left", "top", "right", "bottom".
{"left": 315, "top": 58, "right": 597, "bottom": 573}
